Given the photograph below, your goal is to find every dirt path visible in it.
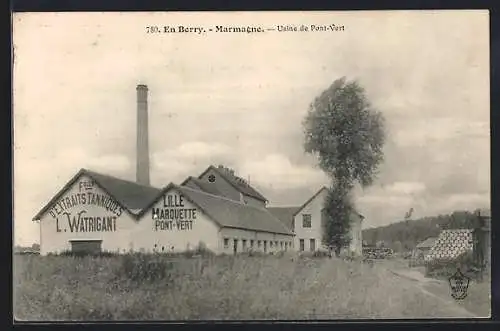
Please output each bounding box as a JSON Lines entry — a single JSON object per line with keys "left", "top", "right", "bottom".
{"left": 389, "top": 268, "right": 478, "bottom": 318}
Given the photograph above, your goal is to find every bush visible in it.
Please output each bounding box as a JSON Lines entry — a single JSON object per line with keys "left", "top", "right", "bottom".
{"left": 247, "top": 250, "right": 267, "bottom": 257}
{"left": 117, "top": 253, "right": 174, "bottom": 283}
{"left": 14, "top": 252, "right": 490, "bottom": 320}
{"left": 424, "top": 251, "right": 480, "bottom": 279}
{"left": 56, "top": 250, "right": 118, "bottom": 258}
{"left": 312, "top": 250, "right": 331, "bottom": 258}
{"left": 183, "top": 242, "right": 216, "bottom": 258}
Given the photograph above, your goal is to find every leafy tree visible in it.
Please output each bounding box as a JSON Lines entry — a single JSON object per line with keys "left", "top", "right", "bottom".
{"left": 322, "top": 186, "right": 354, "bottom": 256}
{"left": 303, "top": 77, "right": 386, "bottom": 255}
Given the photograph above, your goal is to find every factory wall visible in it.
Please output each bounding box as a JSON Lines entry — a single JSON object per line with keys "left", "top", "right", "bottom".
{"left": 134, "top": 187, "right": 220, "bottom": 253}
{"left": 38, "top": 175, "right": 137, "bottom": 255}
{"left": 38, "top": 177, "right": 221, "bottom": 255}
{"left": 293, "top": 189, "right": 328, "bottom": 253}
{"left": 292, "top": 188, "right": 363, "bottom": 256}
{"left": 219, "top": 227, "right": 294, "bottom": 254}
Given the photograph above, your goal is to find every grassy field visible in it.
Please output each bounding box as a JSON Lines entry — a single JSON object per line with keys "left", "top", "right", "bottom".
{"left": 13, "top": 253, "right": 483, "bottom": 321}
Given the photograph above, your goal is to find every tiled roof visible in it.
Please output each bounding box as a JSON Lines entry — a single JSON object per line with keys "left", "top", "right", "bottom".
{"left": 267, "top": 207, "right": 300, "bottom": 231}
{"left": 181, "top": 176, "right": 224, "bottom": 197}
{"left": 201, "top": 165, "right": 268, "bottom": 202}
{"left": 175, "top": 185, "right": 293, "bottom": 235}
{"left": 416, "top": 237, "right": 438, "bottom": 249}
{"left": 84, "top": 170, "right": 161, "bottom": 210}
{"left": 33, "top": 169, "right": 161, "bottom": 220}
{"left": 425, "top": 229, "right": 474, "bottom": 263}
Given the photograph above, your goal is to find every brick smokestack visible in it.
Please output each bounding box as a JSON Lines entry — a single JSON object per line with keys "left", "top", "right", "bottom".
{"left": 136, "top": 84, "right": 150, "bottom": 186}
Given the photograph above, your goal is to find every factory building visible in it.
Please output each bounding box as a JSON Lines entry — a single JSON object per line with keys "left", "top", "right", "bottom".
{"left": 32, "top": 84, "right": 363, "bottom": 256}
{"left": 268, "top": 187, "right": 364, "bottom": 256}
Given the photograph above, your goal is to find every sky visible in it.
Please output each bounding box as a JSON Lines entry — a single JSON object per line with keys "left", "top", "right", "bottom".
{"left": 13, "top": 11, "right": 490, "bottom": 246}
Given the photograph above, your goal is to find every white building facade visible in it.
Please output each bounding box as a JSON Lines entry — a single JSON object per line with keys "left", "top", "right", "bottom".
{"left": 269, "top": 187, "right": 364, "bottom": 257}
{"left": 33, "top": 167, "right": 294, "bottom": 256}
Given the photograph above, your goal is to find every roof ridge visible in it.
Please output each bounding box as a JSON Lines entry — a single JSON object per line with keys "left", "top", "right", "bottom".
{"left": 83, "top": 168, "right": 161, "bottom": 190}
{"left": 178, "top": 184, "right": 251, "bottom": 207}
{"left": 178, "top": 185, "right": 292, "bottom": 234}
{"left": 208, "top": 165, "right": 267, "bottom": 201}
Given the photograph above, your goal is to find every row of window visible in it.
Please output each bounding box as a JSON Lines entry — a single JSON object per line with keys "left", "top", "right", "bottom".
{"left": 223, "top": 238, "right": 293, "bottom": 253}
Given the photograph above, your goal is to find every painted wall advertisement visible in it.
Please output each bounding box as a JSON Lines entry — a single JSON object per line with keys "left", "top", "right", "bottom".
{"left": 152, "top": 193, "right": 196, "bottom": 231}
{"left": 49, "top": 179, "right": 122, "bottom": 233}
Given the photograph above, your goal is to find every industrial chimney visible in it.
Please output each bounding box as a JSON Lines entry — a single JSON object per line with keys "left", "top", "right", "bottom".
{"left": 136, "top": 84, "right": 150, "bottom": 186}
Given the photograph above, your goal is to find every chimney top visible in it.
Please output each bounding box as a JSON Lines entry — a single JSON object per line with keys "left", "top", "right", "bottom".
{"left": 137, "top": 84, "right": 148, "bottom": 90}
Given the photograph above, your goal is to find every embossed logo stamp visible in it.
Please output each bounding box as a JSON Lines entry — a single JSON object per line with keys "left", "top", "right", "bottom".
{"left": 448, "top": 268, "right": 470, "bottom": 300}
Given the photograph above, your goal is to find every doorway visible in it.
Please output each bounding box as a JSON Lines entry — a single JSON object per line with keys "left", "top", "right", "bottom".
{"left": 69, "top": 240, "right": 102, "bottom": 255}
{"left": 233, "top": 239, "right": 238, "bottom": 255}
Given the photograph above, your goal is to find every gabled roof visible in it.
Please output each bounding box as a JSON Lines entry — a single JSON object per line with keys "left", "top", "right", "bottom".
{"left": 292, "top": 186, "right": 329, "bottom": 216}
{"left": 425, "top": 229, "right": 473, "bottom": 262}
{"left": 416, "top": 237, "right": 438, "bottom": 249}
{"left": 291, "top": 186, "right": 365, "bottom": 220}
{"left": 198, "top": 165, "right": 268, "bottom": 202}
{"left": 267, "top": 206, "right": 300, "bottom": 231}
{"left": 84, "top": 170, "right": 161, "bottom": 210}
{"left": 180, "top": 176, "right": 224, "bottom": 197}
{"left": 139, "top": 184, "right": 293, "bottom": 235}
{"left": 32, "top": 168, "right": 161, "bottom": 221}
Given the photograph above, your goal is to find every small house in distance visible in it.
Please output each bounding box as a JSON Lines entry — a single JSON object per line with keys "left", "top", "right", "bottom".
{"left": 410, "top": 237, "right": 438, "bottom": 267}
{"left": 416, "top": 237, "right": 438, "bottom": 256}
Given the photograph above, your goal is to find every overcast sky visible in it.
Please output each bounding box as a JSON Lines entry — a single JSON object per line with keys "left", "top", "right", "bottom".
{"left": 13, "top": 11, "right": 489, "bottom": 246}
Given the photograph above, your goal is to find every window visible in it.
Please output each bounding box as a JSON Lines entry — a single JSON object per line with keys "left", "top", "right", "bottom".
{"left": 270, "top": 241, "right": 273, "bottom": 249}
{"left": 250, "top": 240, "right": 254, "bottom": 248}
{"left": 264, "top": 241, "right": 267, "bottom": 253}
{"left": 258, "top": 240, "right": 262, "bottom": 248}
{"left": 280, "top": 241, "right": 284, "bottom": 249}
{"left": 223, "top": 238, "right": 229, "bottom": 249}
{"left": 302, "top": 214, "right": 312, "bottom": 228}
{"left": 275, "top": 241, "right": 278, "bottom": 248}
{"left": 299, "top": 239, "right": 305, "bottom": 252}
{"left": 310, "top": 239, "right": 316, "bottom": 252}
{"left": 242, "top": 239, "right": 247, "bottom": 250}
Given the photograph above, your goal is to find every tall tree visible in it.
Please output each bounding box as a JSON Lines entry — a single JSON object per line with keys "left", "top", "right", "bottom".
{"left": 303, "top": 77, "right": 386, "bottom": 255}
{"left": 322, "top": 185, "right": 354, "bottom": 255}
